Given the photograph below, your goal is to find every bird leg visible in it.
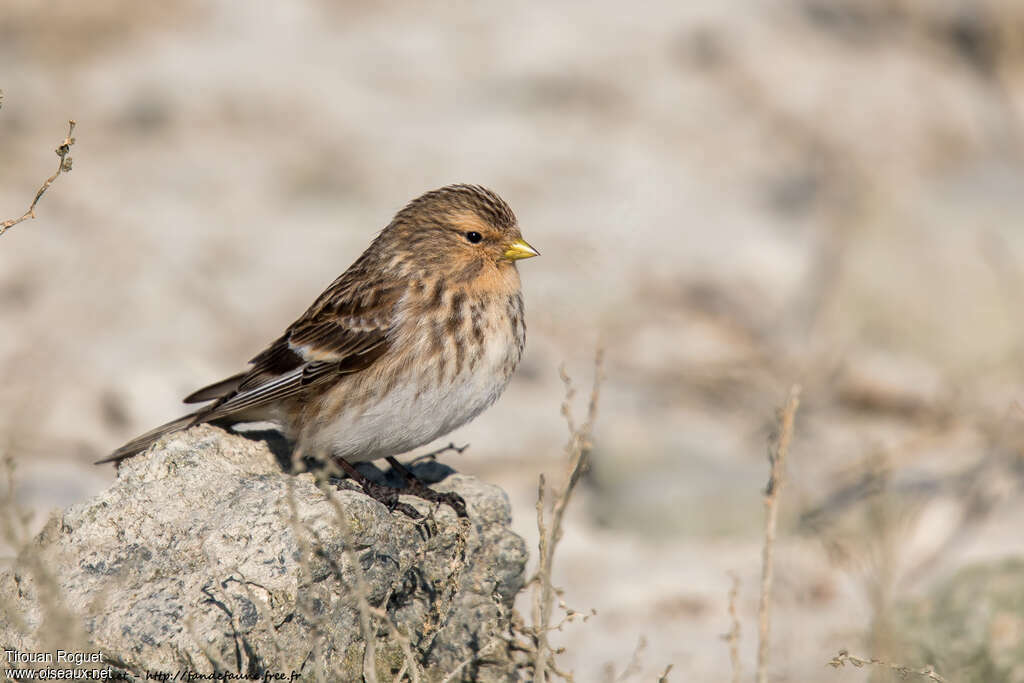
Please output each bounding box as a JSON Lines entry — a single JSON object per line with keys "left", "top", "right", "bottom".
{"left": 329, "top": 455, "right": 423, "bottom": 520}
{"left": 386, "top": 456, "right": 468, "bottom": 518}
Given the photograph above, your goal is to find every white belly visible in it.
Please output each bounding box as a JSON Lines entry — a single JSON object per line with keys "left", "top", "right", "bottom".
{"left": 300, "top": 315, "right": 521, "bottom": 463}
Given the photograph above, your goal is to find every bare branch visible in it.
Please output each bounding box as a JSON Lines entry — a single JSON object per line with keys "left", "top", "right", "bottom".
{"left": 1, "top": 119, "right": 77, "bottom": 237}
{"left": 756, "top": 384, "right": 801, "bottom": 683}
{"left": 408, "top": 442, "right": 469, "bottom": 466}
{"left": 532, "top": 348, "right": 605, "bottom": 682}
{"left": 721, "top": 573, "right": 741, "bottom": 683}
{"left": 827, "top": 649, "right": 946, "bottom": 682}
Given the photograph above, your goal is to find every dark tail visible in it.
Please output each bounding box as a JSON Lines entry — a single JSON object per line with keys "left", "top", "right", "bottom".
{"left": 96, "top": 413, "right": 203, "bottom": 464}
{"left": 183, "top": 372, "right": 246, "bottom": 404}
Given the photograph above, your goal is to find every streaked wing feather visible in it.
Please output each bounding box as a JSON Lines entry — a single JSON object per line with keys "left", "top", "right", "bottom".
{"left": 198, "top": 278, "right": 402, "bottom": 418}
{"left": 183, "top": 372, "right": 247, "bottom": 404}
{"left": 208, "top": 367, "right": 308, "bottom": 415}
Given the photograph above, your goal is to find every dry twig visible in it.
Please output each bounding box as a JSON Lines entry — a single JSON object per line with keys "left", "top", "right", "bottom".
{"left": 0, "top": 456, "right": 89, "bottom": 659}
{"left": 282, "top": 476, "right": 331, "bottom": 683}
{"left": 531, "top": 349, "right": 605, "bottom": 682}
{"left": 756, "top": 384, "right": 801, "bottom": 683}
{"left": 409, "top": 442, "right": 469, "bottom": 466}
{"left": 612, "top": 636, "right": 646, "bottom": 682}
{"left": 1, "top": 119, "right": 77, "bottom": 237}
{"left": 308, "top": 451, "right": 477, "bottom": 683}
{"left": 721, "top": 573, "right": 741, "bottom": 683}
{"left": 827, "top": 649, "right": 946, "bottom": 682}
{"left": 311, "top": 467, "right": 418, "bottom": 683}
{"left": 440, "top": 637, "right": 503, "bottom": 683}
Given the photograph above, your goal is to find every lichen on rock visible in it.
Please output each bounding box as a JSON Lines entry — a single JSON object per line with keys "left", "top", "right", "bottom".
{"left": 0, "top": 425, "right": 529, "bottom": 681}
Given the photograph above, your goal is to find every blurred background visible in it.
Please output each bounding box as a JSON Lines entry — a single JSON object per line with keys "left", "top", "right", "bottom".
{"left": 3, "top": 0, "right": 1024, "bottom": 680}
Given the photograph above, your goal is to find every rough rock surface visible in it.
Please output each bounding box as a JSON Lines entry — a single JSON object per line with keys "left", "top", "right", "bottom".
{"left": 0, "top": 425, "right": 529, "bottom": 681}
{"left": 890, "top": 559, "right": 1024, "bottom": 683}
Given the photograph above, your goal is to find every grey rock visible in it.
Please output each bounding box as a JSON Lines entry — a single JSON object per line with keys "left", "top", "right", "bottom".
{"left": 888, "top": 559, "right": 1024, "bottom": 683}
{"left": 0, "top": 425, "right": 529, "bottom": 682}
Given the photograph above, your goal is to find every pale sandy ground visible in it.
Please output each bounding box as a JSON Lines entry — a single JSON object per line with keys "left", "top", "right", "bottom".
{"left": 3, "top": 1, "right": 1024, "bottom": 681}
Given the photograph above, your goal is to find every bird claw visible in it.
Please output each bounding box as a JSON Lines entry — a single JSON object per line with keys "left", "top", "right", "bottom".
{"left": 413, "top": 516, "right": 438, "bottom": 541}
{"left": 413, "top": 488, "right": 467, "bottom": 518}
{"left": 390, "top": 500, "right": 423, "bottom": 520}
{"left": 384, "top": 456, "right": 469, "bottom": 518}
{"left": 379, "top": 480, "right": 467, "bottom": 520}
{"left": 329, "top": 456, "right": 468, "bottom": 520}
{"left": 334, "top": 477, "right": 423, "bottom": 520}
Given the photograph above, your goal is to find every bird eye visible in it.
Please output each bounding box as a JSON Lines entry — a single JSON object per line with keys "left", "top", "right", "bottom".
{"left": 465, "top": 231, "right": 483, "bottom": 244}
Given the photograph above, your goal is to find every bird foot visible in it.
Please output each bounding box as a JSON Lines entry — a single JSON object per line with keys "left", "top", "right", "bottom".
{"left": 398, "top": 479, "right": 468, "bottom": 518}
{"left": 350, "top": 478, "right": 424, "bottom": 520}
{"left": 386, "top": 456, "right": 468, "bottom": 518}
{"left": 328, "top": 455, "right": 467, "bottom": 519}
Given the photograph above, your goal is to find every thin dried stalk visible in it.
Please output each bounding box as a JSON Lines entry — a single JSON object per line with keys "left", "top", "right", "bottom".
{"left": 1, "top": 119, "right": 76, "bottom": 237}
{"left": 440, "top": 636, "right": 503, "bottom": 683}
{"left": 309, "top": 473, "right": 381, "bottom": 683}
{"left": 722, "top": 573, "right": 741, "bottom": 683}
{"left": 756, "top": 384, "right": 801, "bottom": 683}
{"left": 312, "top": 467, "right": 430, "bottom": 683}
{"left": 532, "top": 349, "right": 605, "bottom": 682}
{"left": 283, "top": 476, "right": 329, "bottom": 683}
{"left": 828, "top": 649, "right": 946, "bottom": 682}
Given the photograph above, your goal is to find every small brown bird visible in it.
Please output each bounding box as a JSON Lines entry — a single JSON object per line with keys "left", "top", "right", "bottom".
{"left": 100, "top": 185, "right": 538, "bottom": 516}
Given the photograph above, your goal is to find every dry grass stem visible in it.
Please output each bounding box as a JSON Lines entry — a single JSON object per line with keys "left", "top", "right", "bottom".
{"left": 1, "top": 119, "right": 76, "bottom": 237}
{"left": 182, "top": 610, "right": 234, "bottom": 674}
{"left": 721, "top": 573, "right": 741, "bottom": 683}
{"left": 0, "top": 455, "right": 89, "bottom": 660}
{"left": 827, "top": 649, "right": 946, "bottom": 682}
{"left": 306, "top": 470, "right": 383, "bottom": 683}
{"left": 409, "top": 442, "right": 469, "bottom": 466}
{"left": 282, "top": 476, "right": 330, "bottom": 683}
{"left": 531, "top": 348, "right": 605, "bottom": 683}
{"left": 756, "top": 384, "right": 801, "bottom": 683}
{"left": 317, "top": 481, "right": 427, "bottom": 683}
{"left": 0, "top": 456, "right": 32, "bottom": 552}
{"left": 440, "top": 636, "right": 503, "bottom": 683}
{"left": 612, "top": 636, "right": 646, "bottom": 682}
{"left": 306, "top": 450, "right": 479, "bottom": 683}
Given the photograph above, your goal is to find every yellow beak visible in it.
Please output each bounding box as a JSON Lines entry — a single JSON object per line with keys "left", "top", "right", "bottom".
{"left": 503, "top": 238, "right": 540, "bottom": 261}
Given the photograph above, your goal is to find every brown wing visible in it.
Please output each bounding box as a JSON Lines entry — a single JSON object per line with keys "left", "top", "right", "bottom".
{"left": 192, "top": 270, "right": 403, "bottom": 419}
{"left": 99, "top": 250, "right": 400, "bottom": 465}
